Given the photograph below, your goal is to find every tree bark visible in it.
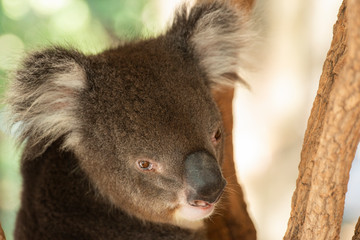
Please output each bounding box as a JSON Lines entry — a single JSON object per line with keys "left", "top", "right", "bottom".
{"left": 353, "top": 217, "right": 360, "bottom": 240}
{"left": 0, "top": 222, "right": 5, "bottom": 240}
{"left": 284, "top": 0, "right": 360, "bottom": 239}
{"left": 207, "top": 88, "right": 256, "bottom": 240}
{"left": 205, "top": 1, "right": 257, "bottom": 239}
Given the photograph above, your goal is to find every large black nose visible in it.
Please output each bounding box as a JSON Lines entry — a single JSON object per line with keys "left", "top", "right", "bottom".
{"left": 184, "top": 151, "right": 227, "bottom": 206}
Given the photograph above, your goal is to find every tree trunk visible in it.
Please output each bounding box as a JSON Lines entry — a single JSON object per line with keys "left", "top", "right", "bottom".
{"left": 284, "top": 0, "right": 360, "bottom": 239}
{"left": 0, "top": 222, "right": 5, "bottom": 240}
{"left": 205, "top": 0, "right": 257, "bottom": 239}
{"left": 207, "top": 88, "right": 256, "bottom": 240}
{"left": 353, "top": 217, "right": 360, "bottom": 240}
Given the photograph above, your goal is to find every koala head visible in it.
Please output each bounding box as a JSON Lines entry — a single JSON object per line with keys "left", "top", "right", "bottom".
{"left": 6, "top": 1, "right": 253, "bottom": 229}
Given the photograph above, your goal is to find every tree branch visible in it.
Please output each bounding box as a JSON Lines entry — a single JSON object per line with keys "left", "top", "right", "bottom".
{"left": 207, "top": 88, "right": 256, "bottom": 240}
{"left": 0, "top": 222, "right": 5, "bottom": 240}
{"left": 353, "top": 217, "right": 360, "bottom": 240}
{"left": 285, "top": 0, "right": 360, "bottom": 238}
{"left": 205, "top": 1, "right": 257, "bottom": 239}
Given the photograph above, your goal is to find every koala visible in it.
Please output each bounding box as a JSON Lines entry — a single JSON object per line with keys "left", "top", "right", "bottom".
{"left": 6, "top": 1, "right": 253, "bottom": 239}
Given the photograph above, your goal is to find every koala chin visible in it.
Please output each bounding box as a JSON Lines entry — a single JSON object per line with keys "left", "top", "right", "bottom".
{"left": 6, "top": 0, "right": 254, "bottom": 239}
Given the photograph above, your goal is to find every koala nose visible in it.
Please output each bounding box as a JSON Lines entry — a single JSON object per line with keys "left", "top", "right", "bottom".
{"left": 184, "top": 151, "right": 227, "bottom": 206}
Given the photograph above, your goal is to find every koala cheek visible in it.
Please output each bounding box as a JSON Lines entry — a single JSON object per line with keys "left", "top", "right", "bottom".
{"left": 105, "top": 170, "right": 183, "bottom": 223}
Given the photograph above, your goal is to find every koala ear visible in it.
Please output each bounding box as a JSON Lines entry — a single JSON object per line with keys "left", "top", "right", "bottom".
{"left": 5, "top": 47, "right": 87, "bottom": 157}
{"left": 168, "top": 1, "right": 255, "bottom": 88}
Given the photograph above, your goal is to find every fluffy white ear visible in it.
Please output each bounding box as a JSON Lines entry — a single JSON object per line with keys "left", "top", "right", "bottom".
{"left": 170, "top": 1, "right": 256, "bottom": 88}
{"left": 6, "top": 47, "right": 87, "bottom": 156}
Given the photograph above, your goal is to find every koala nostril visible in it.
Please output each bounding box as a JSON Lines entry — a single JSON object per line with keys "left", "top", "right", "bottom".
{"left": 189, "top": 200, "right": 211, "bottom": 208}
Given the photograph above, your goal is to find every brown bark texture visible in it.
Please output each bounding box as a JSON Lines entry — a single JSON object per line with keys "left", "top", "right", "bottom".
{"left": 203, "top": 0, "right": 257, "bottom": 239}
{"left": 207, "top": 88, "right": 256, "bottom": 240}
{"left": 204, "top": 1, "right": 257, "bottom": 240}
{"left": 284, "top": 0, "right": 360, "bottom": 239}
{"left": 0, "top": 222, "right": 5, "bottom": 240}
{"left": 353, "top": 217, "right": 360, "bottom": 240}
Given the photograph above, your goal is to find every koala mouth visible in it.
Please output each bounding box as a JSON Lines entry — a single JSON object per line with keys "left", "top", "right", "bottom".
{"left": 174, "top": 150, "right": 226, "bottom": 225}
{"left": 189, "top": 200, "right": 213, "bottom": 208}
{"left": 175, "top": 198, "right": 217, "bottom": 223}
{"left": 177, "top": 202, "right": 215, "bottom": 222}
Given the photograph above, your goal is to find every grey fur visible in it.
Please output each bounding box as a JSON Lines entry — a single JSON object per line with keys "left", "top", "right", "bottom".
{"left": 5, "top": 1, "right": 254, "bottom": 239}
{"left": 6, "top": 48, "right": 87, "bottom": 155}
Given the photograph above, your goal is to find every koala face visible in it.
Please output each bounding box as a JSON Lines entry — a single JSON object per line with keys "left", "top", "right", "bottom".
{"left": 6, "top": 1, "right": 253, "bottom": 230}
{"left": 73, "top": 39, "right": 227, "bottom": 227}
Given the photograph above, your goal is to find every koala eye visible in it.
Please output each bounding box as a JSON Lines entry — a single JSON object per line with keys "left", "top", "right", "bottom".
{"left": 212, "top": 128, "right": 222, "bottom": 144}
{"left": 137, "top": 160, "right": 153, "bottom": 171}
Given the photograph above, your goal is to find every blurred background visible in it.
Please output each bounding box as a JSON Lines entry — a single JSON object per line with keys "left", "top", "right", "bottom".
{"left": 0, "top": 0, "right": 358, "bottom": 240}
